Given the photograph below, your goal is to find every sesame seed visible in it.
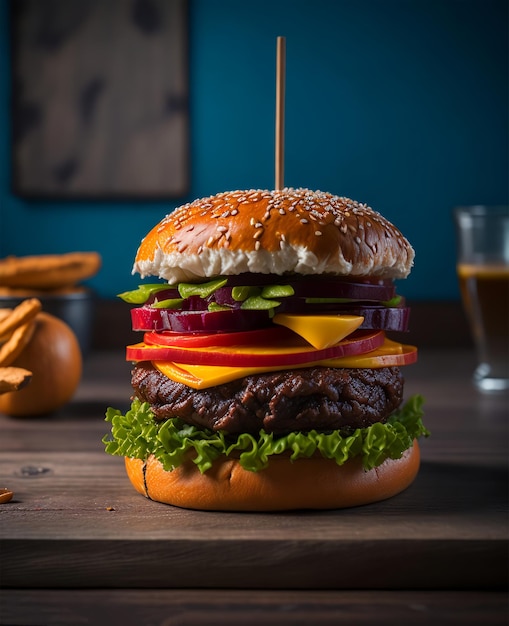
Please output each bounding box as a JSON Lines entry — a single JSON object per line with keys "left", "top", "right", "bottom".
{"left": 315, "top": 230, "right": 323, "bottom": 236}
{"left": 255, "top": 240, "right": 261, "bottom": 250}
{"left": 253, "top": 229, "right": 263, "bottom": 239}
{"left": 279, "top": 208, "right": 285, "bottom": 215}
{"left": 231, "top": 209, "right": 239, "bottom": 216}
{"left": 217, "top": 226, "right": 228, "bottom": 233}
{"left": 254, "top": 222, "right": 263, "bottom": 228}
{"left": 300, "top": 218, "right": 309, "bottom": 224}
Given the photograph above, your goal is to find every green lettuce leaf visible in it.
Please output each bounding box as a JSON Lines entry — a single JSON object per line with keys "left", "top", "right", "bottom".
{"left": 103, "top": 394, "right": 428, "bottom": 474}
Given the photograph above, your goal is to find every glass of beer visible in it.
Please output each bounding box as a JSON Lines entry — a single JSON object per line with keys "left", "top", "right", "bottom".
{"left": 454, "top": 205, "right": 509, "bottom": 392}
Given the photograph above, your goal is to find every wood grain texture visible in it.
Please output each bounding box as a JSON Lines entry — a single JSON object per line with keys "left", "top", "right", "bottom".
{"left": 0, "top": 349, "right": 507, "bottom": 592}
{"left": 1, "top": 589, "right": 508, "bottom": 626}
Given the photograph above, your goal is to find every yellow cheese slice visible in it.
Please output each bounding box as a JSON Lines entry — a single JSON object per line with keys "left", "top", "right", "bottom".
{"left": 273, "top": 314, "right": 364, "bottom": 349}
{"left": 155, "top": 361, "right": 287, "bottom": 389}
{"left": 154, "top": 338, "right": 416, "bottom": 390}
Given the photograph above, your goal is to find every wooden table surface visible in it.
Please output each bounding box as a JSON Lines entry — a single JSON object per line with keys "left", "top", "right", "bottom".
{"left": 1, "top": 348, "right": 508, "bottom": 625}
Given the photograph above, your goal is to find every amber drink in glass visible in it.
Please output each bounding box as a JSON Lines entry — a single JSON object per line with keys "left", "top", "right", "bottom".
{"left": 454, "top": 206, "right": 509, "bottom": 392}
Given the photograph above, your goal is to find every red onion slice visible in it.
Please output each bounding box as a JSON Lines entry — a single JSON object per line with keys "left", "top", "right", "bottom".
{"left": 131, "top": 306, "right": 271, "bottom": 333}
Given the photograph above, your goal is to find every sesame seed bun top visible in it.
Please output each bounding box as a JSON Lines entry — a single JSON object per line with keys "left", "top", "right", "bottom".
{"left": 133, "top": 188, "right": 415, "bottom": 283}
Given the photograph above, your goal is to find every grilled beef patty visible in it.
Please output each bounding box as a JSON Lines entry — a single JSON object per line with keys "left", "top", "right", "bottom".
{"left": 131, "top": 363, "right": 404, "bottom": 435}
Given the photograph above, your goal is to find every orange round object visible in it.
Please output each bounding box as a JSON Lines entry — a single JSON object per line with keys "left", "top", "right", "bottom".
{"left": 0, "top": 312, "right": 82, "bottom": 416}
{"left": 124, "top": 441, "right": 421, "bottom": 511}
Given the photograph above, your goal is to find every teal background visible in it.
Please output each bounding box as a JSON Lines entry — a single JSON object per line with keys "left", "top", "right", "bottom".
{"left": 1, "top": 0, "right": 507, "bottom": 300}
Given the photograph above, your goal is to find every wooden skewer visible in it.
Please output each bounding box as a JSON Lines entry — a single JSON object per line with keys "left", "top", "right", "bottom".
{"left": 275, "top": 36, "right": 286, "bottom": 190}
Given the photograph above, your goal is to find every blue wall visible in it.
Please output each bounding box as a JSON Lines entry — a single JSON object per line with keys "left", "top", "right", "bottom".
{"left": 1, "top": 0, "right": 507, "bottom": 300}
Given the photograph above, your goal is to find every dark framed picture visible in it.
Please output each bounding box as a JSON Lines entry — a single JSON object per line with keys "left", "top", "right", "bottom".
{"left": 10, "top": 0, "right": 189, "bottom": 199}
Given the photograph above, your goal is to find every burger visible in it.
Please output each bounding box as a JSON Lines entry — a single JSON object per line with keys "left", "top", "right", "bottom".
{"left": 104, "top": 188, "right": 428, "bottom": 511}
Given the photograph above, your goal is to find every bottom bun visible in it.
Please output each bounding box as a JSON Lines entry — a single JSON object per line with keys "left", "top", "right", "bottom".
{"left": 124, "top": 441, "right": 421, "bottom": 511}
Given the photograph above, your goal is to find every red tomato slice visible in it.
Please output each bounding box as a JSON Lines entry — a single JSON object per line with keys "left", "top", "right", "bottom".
{"left": 144, "top": 326, "right": 289, "bottom": 348}
{"left": 126, "top": 330, "right": 385, "bottom": 367}
{"left": 365, "top": 347, "right": 417, "bottom": 367}
{"left": 324, "top": 339, "right": 418, "bottom": 368}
